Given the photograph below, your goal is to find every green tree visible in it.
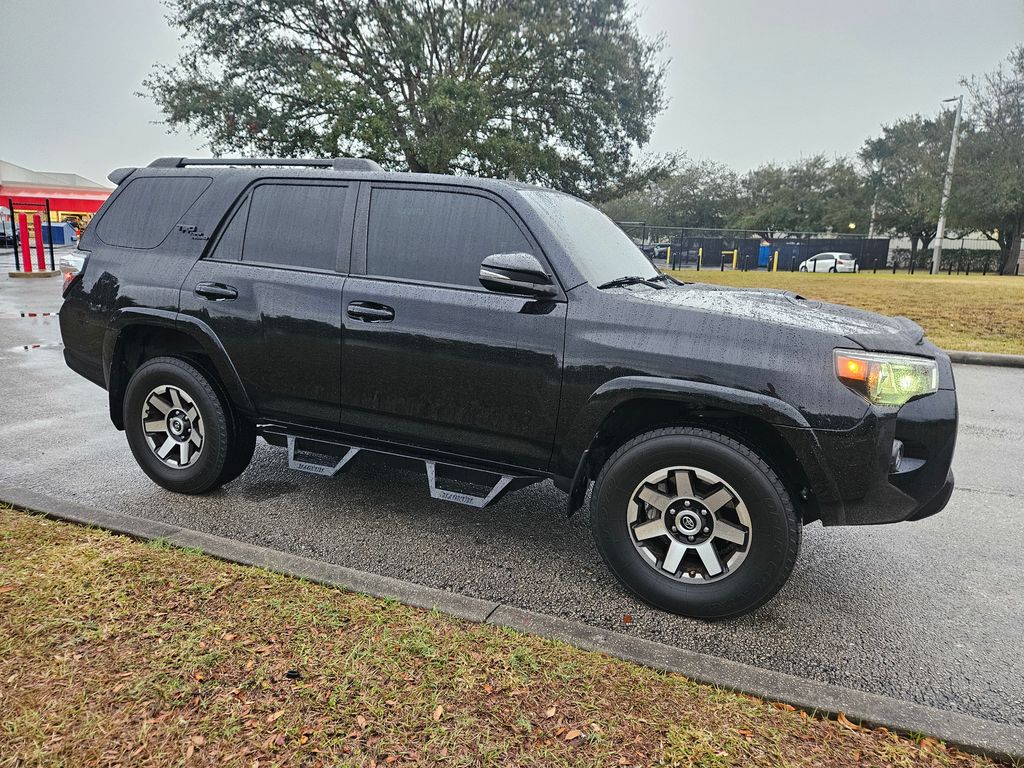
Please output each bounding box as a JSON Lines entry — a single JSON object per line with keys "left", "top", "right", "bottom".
{"left": 143, "top": 0, "right": 670, "bottom": 201}
{"left": 600, "top": 158, "right": 739, "bottom": 230}
{"left": 860, "top": 114, "right": 952, "bottom": 263}
{"left": 951, "top": 46, "right": 1024, "bottom": 274}
{"left": 730, "top": 155, "right": 870, "bottom": 242}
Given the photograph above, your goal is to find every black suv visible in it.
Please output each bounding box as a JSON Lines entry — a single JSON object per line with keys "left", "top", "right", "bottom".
{"left": 59, "top": 157, "right": 957, "bottom": 619}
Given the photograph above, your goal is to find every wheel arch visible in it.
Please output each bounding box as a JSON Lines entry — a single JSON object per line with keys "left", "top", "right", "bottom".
{"left": 105, "top": 310, "right": 253, "bottom": 430}
{"left": 562, "top": 377, "right": 831, "bottom": 523}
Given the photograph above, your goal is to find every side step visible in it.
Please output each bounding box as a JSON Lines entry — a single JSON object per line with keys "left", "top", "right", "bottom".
{"left": 426, "top": 462, "right": 519, "bottom": 508}
{"left": 286, "top": 435, "right": 360, "bottom": 477}
{"left": 269, "top": 430, "right": 538, "bottom": 509}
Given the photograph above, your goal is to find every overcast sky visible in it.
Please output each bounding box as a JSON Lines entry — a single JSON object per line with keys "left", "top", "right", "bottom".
{"left": 1, "top": 0, "right": 1021, "bottom": 186}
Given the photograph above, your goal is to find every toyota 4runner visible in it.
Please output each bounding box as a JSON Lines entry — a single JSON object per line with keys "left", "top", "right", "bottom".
{"left": 59, "top": 157, "right": 958, "bottom": 619}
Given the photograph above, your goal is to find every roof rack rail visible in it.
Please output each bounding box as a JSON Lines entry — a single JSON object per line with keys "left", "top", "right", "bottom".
{"left": 147, "top": 157, "right": 383, "bottom": 172}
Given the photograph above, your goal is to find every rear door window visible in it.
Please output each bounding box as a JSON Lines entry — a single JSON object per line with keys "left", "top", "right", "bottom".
{"left": 96, "top": 176, "right": 211, "bottom": 249}
{"left": 365, "top": 187, "right": 534, "bottom": 287}
{"left": 240, "top": 183, "right": 348, "bottom": 272}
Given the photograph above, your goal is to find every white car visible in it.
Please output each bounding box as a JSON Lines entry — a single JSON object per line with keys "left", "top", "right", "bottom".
{"left": 798, "top": 252, "right": 859, "bottom": 273}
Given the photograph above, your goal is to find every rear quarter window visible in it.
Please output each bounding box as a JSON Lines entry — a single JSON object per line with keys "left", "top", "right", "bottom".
{"left": 95, "top": 176, "right": 211, "bottom": 249}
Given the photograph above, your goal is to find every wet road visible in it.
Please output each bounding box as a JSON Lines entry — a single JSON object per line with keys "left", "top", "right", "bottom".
{"left": 1, "top": 269, "right": 1021, "bottom": 727}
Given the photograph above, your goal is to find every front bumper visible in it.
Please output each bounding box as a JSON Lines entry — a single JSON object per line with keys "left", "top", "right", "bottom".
{"left": 781, "top": 387, "right": 958, "bottom": 526}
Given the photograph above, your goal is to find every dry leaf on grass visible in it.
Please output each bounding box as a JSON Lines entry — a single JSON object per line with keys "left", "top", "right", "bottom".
{"left": 836, "top": 712, "right": 861, "bottom": 731}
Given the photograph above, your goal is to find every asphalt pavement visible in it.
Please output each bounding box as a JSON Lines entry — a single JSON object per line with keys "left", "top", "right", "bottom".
{"left": 1, "top": 268, "right": 1021, "bottom": 728}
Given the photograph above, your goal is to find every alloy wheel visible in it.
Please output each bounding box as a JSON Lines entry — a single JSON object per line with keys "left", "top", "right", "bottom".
{"left": 141, "top": 384, "right": 205, "bottom": 468}
{"left": 626, "top": 466, "right": 752, "bottom": 582}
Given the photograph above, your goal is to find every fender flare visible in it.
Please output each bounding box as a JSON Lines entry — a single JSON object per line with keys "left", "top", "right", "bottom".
{"left": 104, "top": 308, "right": 254, "bottom": 428}
{"left": 561, "top": 376, "right": 836, "bottom": 515}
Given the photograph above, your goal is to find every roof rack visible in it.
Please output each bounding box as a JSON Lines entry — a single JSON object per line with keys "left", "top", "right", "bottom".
{"left": 147, "top": 157, "right": 383, "bottom": 172}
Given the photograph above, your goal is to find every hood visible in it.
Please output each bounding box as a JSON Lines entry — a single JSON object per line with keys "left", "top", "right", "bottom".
{"left": 621, "top": 282, "right": 928, "bottom": 354}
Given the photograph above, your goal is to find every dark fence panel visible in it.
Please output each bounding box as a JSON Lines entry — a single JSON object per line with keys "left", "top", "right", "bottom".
{"left": 644, "top": 226, "right": 892, "bottom": 271}
{"left": 619, "top": 224, "right": 1015, "bottom": 275}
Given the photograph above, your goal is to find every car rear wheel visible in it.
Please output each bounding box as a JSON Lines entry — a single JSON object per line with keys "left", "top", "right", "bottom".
{"left": 124, "top": 356, "right": 231, "bottom": 494}
{"left": 590, "top": 427, "right": 801, "bottom": 619}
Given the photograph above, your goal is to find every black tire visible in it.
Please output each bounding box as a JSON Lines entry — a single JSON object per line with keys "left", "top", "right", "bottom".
{"left": 799, "top": 266, "right": 807, "bottom": 272}
{"left": 181, "top": 355, "right": 256, "bottom": 487}
{"left": 218, "top": 415, "right": 256, "bottom": 486}
{"left": 590, "top": 427, "right": 801, "bottom": 620}
{"left": 828, "top": 266, "right": 837, "bottom": 273}
{"left": 123, "top": 356, "right": 230, "bottom": 494}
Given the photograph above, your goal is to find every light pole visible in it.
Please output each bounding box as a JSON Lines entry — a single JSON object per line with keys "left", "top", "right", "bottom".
{"left": 931, "top": 95, "right": 963, "bottom": 275}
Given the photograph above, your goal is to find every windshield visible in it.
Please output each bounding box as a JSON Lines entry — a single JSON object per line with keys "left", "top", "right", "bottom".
{"left": 520, "top": 190, "right": 659, "bottom": 287}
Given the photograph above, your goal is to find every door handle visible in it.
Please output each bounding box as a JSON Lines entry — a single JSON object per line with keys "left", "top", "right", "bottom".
{"left": 347, "top": 301, "right": 395, "bottom": 323}
{"left": 195, "top": 282, "right": 238, "bottom": 301}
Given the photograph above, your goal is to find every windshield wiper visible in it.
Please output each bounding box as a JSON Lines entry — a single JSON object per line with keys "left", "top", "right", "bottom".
{"left": 597, "top": 274, "right": 671, "bottom": 290}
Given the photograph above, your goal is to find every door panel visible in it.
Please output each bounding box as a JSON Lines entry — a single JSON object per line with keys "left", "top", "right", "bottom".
{"left": 181, "top": 261, "right": 345, "bottom": 426}
{"left": 178, "top": 180, "right": 354, "bottom": 428}
{"left": 339, "top": 277, "right": 566, "bottom": 469}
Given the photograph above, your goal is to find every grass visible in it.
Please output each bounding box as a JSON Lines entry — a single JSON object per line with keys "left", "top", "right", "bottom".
{"left": 0, "top": 506, "right": 1010, "bottom": 768}
{"left": 663, "top": 269, "right": 1024, "bottom": 355}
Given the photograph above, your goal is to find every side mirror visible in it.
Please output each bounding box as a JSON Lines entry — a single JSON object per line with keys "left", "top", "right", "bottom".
{"left": 479, "top": 252, "right": 557, "bottom": 298}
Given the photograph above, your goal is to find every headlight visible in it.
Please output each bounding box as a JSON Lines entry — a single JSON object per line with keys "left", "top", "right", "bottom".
{"left": 834, "top": 350, "right": 938, "bottom": 407}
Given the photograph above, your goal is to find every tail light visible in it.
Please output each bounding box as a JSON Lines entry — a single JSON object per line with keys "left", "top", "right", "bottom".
{"left": 60, "top": 249, "right": 88, "bottom": 296}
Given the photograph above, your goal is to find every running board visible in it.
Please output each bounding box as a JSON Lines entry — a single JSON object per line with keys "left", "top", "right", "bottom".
{"left": 267, "top": 429, "right": 538, "bottom": 509}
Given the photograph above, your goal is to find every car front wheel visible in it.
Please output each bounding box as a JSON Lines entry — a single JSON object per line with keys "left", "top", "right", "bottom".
{"left": 124, "top": 356, "right": 232, "bottom": 494}
{"left": 590, "top": 427, "right": 801, "bottom": 619}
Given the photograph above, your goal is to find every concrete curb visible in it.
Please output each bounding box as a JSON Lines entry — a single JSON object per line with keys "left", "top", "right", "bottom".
{"left": 7, "top": 270, "right": 58, "bottom": 279}
{"left": 948, "top": 350, "right": 1024, "bottom": 368}
{"left": 2, "top": 484, "right": 1022, "bottom": 763}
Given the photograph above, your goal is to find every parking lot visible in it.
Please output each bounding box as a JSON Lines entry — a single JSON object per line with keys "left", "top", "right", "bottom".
{"left": 1, "top": 268, "right": 1021, "bottom": 729}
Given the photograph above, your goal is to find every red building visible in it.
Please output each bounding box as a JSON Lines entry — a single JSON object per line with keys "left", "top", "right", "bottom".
{"left": 1, "top": 159, "right": 111, "bottom": 234}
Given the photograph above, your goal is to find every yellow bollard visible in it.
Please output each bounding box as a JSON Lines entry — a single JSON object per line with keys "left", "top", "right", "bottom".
{"left": 666, "top": 246, "right": 671, "bottom": 265}
{"left": 731, "top": 249, "right": 738, "bottom": 270}
{"left": 697, "top": 246, "right": 703, "bottom": 270}
{"left": 773, "top": 250, "right": 779, "bottom": 272}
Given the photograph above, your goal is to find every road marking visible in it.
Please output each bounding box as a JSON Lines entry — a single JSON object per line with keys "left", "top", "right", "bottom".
{"left": 10, "top": 342, "right": 63, "bottom": 352}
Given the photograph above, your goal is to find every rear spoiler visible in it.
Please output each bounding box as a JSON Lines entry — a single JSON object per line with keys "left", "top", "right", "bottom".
{"left": 107, "top": 167, "right": 137, "bottom": 185}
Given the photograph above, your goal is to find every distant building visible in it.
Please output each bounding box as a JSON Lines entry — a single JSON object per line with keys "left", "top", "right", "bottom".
{"left": 0, "top": 159, "right": 111, "bottom": 235}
